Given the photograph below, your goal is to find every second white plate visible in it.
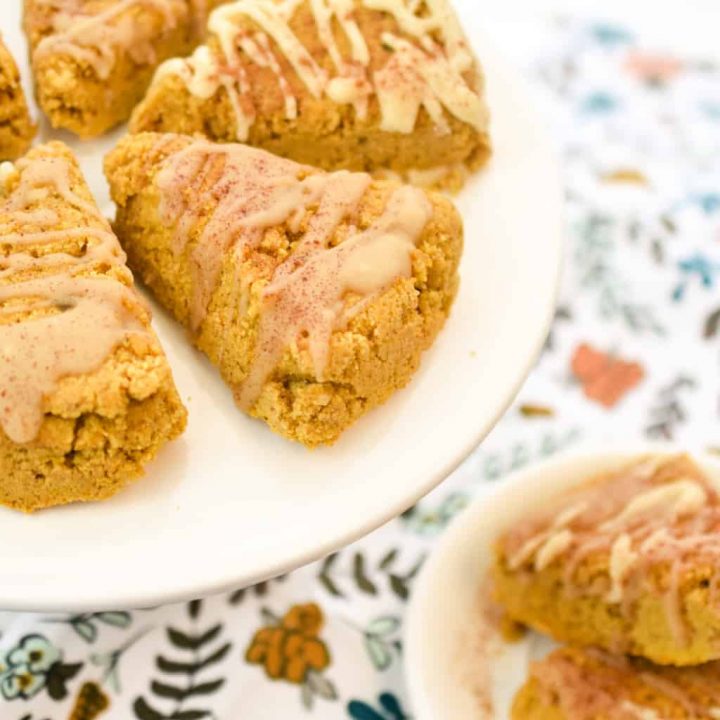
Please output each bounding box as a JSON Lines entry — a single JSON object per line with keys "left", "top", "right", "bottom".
{"left": 404, "top": 445, "right": 720, "bottom": 720}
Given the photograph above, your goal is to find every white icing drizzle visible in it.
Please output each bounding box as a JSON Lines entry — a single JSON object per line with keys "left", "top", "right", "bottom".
{"left": 154, "top": 138, "right": 431, "bottom": 409}
{"left": 0, "top": 147, "right": 148, "bottom": 443}
{"left": 151, "top": 0, "right": 483, "bottom": 140}
{"left": 33, "top": 0, "right": 187, "bottom": 79}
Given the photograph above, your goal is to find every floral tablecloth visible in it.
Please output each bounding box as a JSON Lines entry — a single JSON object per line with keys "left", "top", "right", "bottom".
{"left": 2, "top": 17, "right": 720, "bottom": 720}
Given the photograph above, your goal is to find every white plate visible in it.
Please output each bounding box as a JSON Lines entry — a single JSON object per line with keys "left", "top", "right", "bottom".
{"left": 404, "top": 444, "right": 720, "bottom": 720}
{"left": 0, "top": 2, "right": 563, "bottom": 611}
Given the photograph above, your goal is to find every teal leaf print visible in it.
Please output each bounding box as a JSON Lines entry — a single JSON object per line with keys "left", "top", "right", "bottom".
{"left": 347, "top": 692, "right": 410, "bottom": 720}
{"left": 43, "top": 612, "right": 132, "bottom": 644}
{"left": 91, "top": 629, "right": 150, "bottom": 694}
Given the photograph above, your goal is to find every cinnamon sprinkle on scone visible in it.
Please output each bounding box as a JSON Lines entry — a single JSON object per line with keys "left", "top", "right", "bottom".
{"left": 23, "top": 0, "right": 227, "bottom": 137}
{"left": 0, "top": 141, "right": 186, "bottom": 512}
{"left": 0, "top": 37, "right": 36, "bottom": 160}
{"left": 105, "top": 132, "right": 463, "bottom": 446}
{"left": 130, "top": 0, "right": 490, "bottom": 186}
{"left": 513, "top": 646, "right": 720, "bottom": 720}
{"left": 493, "top": 455, "right": 720, "bottom": 665}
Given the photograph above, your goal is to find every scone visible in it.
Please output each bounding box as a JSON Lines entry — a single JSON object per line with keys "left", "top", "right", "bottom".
{"left": 23, "top": 0, "right": 226, "bottom": 137}
{"left": 105, "top": 132, "right": 462, "bottom": 446}
{"left": 0, "top": 36, "right": 35, "bottom": 160}
{"left": 130, "top": 0, "right": 490, "bottom": 185}
{"left": 493, "top": 455, "right": 720, "bottom": 665}
{"left": 512, "top": 646, "right": 720, "bottom": 720}
{"left": 0, "top": 141, "right": 186, "bottom": 512}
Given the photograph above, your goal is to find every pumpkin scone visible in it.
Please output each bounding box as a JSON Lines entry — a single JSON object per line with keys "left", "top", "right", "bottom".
{"left": 130, "top": 0, "right": 490, "bottom": 186}
{"left": 0, "top": 141, "right": 186, "bottom": 512}
{"left": 493, "top": 455, "right": 720, "bottom": 666}
{"left": 105, "top": 132, "right": 462, "bottom": 446}
{"left": 23, "top": 0, "right": 227, "bottom": 138}
{"left": 0, "top": 37, "right": 36, "bottom": 160}
{"left": 512, "top": 646, "right": 720, "bottom": 720}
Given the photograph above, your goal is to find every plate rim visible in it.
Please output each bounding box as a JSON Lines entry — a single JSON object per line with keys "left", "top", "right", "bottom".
{"left": 403, "top": 441, "right": 720, "bottom": 720}
{"left": 0, "top": 16, "right": 565, "bottom": 611}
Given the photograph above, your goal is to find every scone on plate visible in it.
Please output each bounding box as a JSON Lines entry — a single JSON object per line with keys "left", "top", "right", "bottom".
{"left": 23, "top": 0, "right": 226, "bottom": 137}
{"left": 0, "top": 141, "right": 186, "bottom": 512}
{"left": 105, "top": 132, "right": 463, "bottom": 446}
{"left": 512, "top": 646, "right": 720, "bottom": 720}
{"left": 0, "top": 37, "right": 35, "bottom": 160}
{"left": 130, "top": 0, "right": 490, "bottom": 187}
{"left": 493, "top": 454, "right": 720, "bottom": 665}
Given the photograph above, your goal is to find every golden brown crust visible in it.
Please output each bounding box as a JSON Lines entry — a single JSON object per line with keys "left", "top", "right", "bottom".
{"left": 105, "top": 132, "right": 462, "bottom": 446}
{"left": 0, "top": 142, "right": 187, "bottom": 511}
{"left": 22, "top": 0, "right": 225, "bottom": 138}
{"left": 0, "top": 37, "right": 36, "bottom": 160}
{"left": 492, "top": 456, "right": 720, "bottom": 665}
{"left": 130, "top": 1, "right": 491, "bottom": 175}
{"left": 512, "top": 646, "right": 720, "bottom": 720}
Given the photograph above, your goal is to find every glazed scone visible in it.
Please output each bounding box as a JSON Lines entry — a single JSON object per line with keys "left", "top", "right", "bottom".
{"left": 0, "top": 141, "right": 186, "bottom": 512}
{"left": 105, "top": 132, "right": 462, "bottom": 446}
{"left": 130, "top": 0, "right": 490, "bottom": 186}
{"left": 493, "top": 455, "right": 720, "bottom": 666}
{"left": 512, "top": 646, "right": 720, "bottom": 720}
{"left": 23, "top": 0, "right": 227, "bottom": 137}
{"left": 0, "top": 37, "right": 36, "bottom": 160}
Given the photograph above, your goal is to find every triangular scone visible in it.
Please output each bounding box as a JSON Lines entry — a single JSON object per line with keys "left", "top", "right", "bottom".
{"left": 23, "top": 0, "right": 228, "bottom": 137}
{"left": 513, "top": 646, "right": 720, "bottom": 720}
{"left": 0, "top": 37, "right": 36, "bottom": 160}
{"left": 494, "top": 454, "right": 720, "bottom": 666}
{"left": 130, "top": 0, "right": 490, "bottom": 185}
{"left": 105, "top": 132, "right": 462, "bottom": 446}
{"left": 0, "top": 142, "right": 186, "bottom": 512}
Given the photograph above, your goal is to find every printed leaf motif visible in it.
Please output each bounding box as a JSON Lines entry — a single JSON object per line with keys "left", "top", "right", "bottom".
{"left": 364, "top": 637, "right": 392, "bottom": 671}
{"left": 45, "top": 612, "right": 133, "bottom": 644}
{"left": 571, "top": 343, "right": 645, "bottom": 408}
{"left": 366, "top": 617, "right": 400, "bottom": 637}
{"left": 645, "top": 376, "right": 696, "bottom": 439}
{"left": 188, "top": 601, "right": 202, "bottom": 620}
{"left": 306, "top": 669, "right": 337, "bottom": 701}
{"left": 166, "top": 625, "right": 221, "bottom": 651}
{"left": 133, "top": 698, "right": 166, "bottom": 720}
{"left": 95, "top": 612, "right": 132, "bottom": 629}
{"left": 73, "top": 621, "right": 97, "bottom": 644}
{"left": 318, "top": 554, "right": 344, "bottom": 598}
{"left": 353, "top": 554, "right": 378, "bottom": 596}
{"left": 704, "top": 307, "right": 720, "bottom": 339}
{"left": 134, "top": 603, "right": 230, "bottom": 720}
{"left": 318, "top": 550, "right": 424, "bottom": 600}
{"left": 347, "top": 692, "right": 410, "bottom": 720}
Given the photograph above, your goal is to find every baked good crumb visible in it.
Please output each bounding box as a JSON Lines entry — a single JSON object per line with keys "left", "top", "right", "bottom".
{"left": 105, "top": 132, "right": 463, "bottom": 447}
{"left": 493, "top": 455, "right": 720, "bottom": 665}
{"left": 23, "top": 0, "right": 226, "bottom": 137}
{"left": 0, "top": 37, "right": 36, "bottom": 160}
{"left": 0, "top": 141, "right": 186, "bottom": 512}
{"left": 130, "top": 0, "right": 491, "bottom": 184}
{"left": 512, "top": 646, "right": 720, "bottom": 720}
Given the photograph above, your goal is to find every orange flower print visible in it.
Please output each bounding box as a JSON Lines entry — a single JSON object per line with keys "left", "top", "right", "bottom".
{"left": 625, "top": 52, "right": 683, "bottom": 84}
{"left": 246, "top": 603, "right": 336, "bottom": 708}
{"left": 571, "top": 343, "right": 645, "bottom": 408}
